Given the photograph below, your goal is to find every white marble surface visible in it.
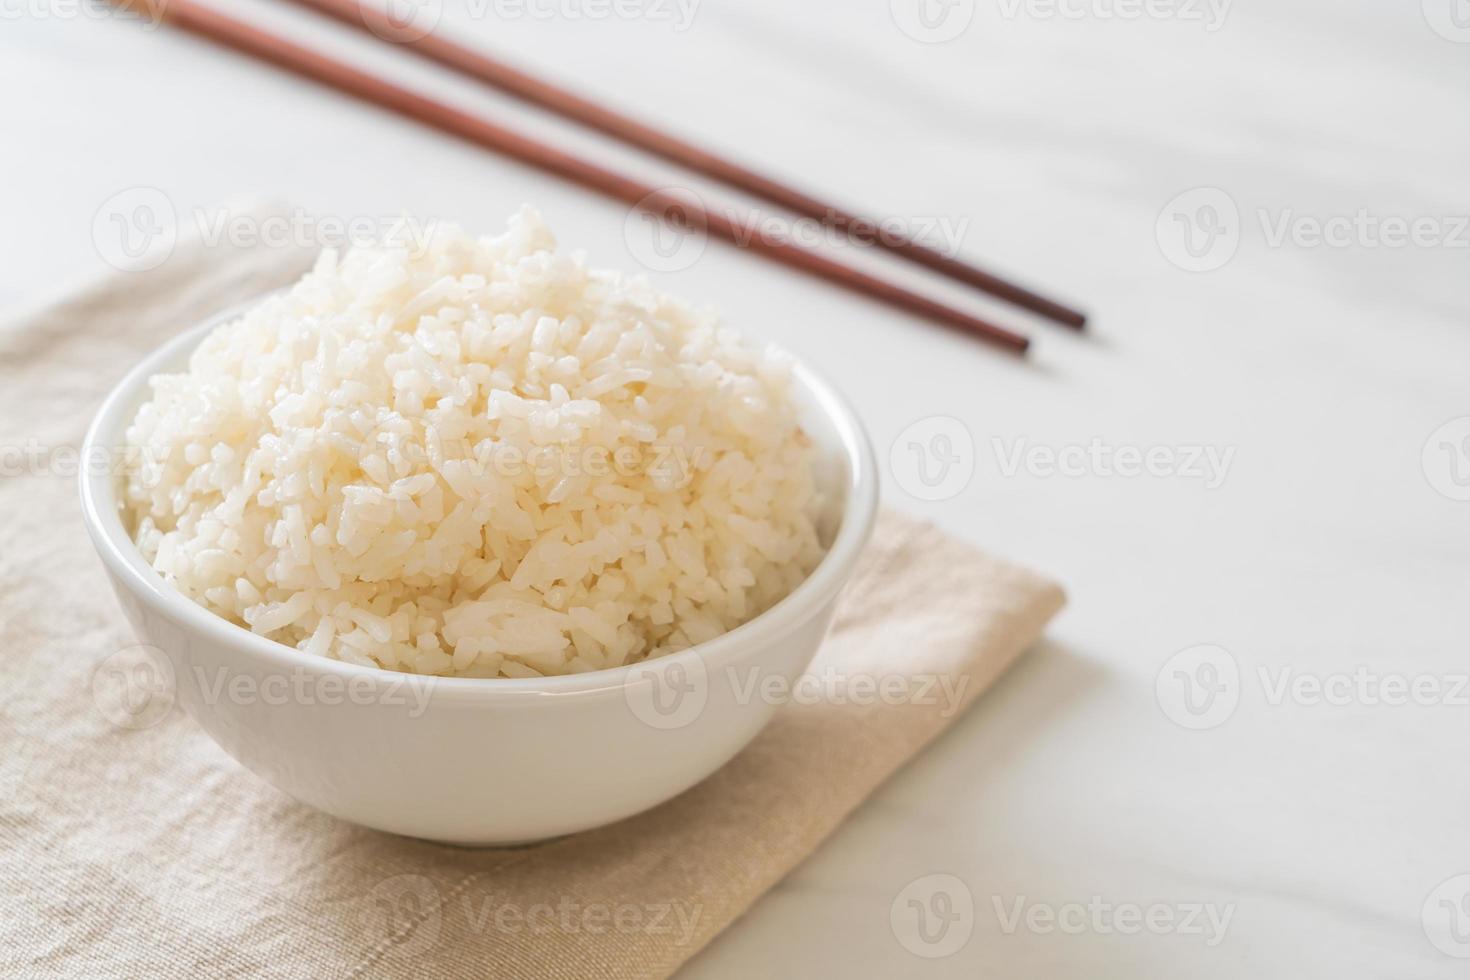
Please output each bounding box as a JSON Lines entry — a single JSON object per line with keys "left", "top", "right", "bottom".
{"left": 5, "top": 0, "right": 1468, "bottom": 975}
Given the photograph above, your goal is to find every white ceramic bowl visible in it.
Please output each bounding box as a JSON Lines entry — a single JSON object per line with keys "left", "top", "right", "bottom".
{"left": 80, "top": 302, "right": 878, "bottom": 845}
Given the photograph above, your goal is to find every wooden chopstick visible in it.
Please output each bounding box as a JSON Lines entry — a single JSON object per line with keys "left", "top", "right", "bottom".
{"left": 285, "top": 0, "right": 1086, "bottom": 330}
{"left": 112, "top": 0, "right": 1032, "bottom": 355}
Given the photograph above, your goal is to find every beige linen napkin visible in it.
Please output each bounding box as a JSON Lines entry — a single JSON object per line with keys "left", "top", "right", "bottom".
{"left": 0, "top": 209, "right": 1065, "bottom": 979}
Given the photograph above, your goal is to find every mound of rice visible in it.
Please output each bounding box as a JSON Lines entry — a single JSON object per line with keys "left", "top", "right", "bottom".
{"left": 123, "top": 208, "right": 824, "bottom": 678}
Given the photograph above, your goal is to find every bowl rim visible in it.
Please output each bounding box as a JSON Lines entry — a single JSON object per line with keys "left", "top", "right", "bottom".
{"left": 79, "top": 297, "right": 879, "bottom": 701}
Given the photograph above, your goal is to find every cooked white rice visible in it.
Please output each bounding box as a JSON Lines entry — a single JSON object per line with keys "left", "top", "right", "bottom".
{"left": 123, "top": 208, "right": 824, "bottom": 678}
